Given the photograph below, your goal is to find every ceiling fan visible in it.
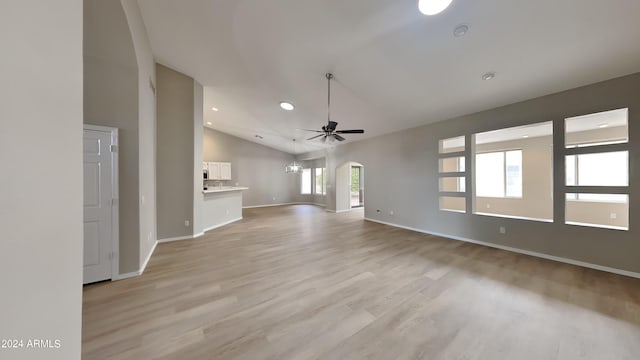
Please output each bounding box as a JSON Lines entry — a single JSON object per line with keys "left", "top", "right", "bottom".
{"left": 301, "top": 73, "right": 365, "bottom": 142}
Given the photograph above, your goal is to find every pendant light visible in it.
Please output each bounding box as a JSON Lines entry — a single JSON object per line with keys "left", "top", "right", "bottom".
{"left": 418, "top": 0, "right": 453, "bottom": 15}
{"left": 285, "top": 139, "right": 303, "bottom": 173}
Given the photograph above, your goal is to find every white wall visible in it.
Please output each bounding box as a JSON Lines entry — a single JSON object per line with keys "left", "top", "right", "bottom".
{"left": 0, "top": 1, "right": 83, "bottom": 359}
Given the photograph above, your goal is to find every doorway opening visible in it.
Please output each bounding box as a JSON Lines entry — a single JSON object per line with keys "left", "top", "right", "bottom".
{"left": 351, "top": 165, "right": 364, "bottom": 208}
{"left": 335, "top": 161, "right": 364, "bottom": 213}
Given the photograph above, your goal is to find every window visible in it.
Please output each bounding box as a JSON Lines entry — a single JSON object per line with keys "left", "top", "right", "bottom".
{"left": 314, "top": 167, "right": 326, "bottom": 195}
{"left": 476, "top": 150, "right": 522, "bottom": 198}
{"left": 301, "top": 168, "right": 311, "bottom": 194}
{"left": 439, "top": 136, "right": 465, "bottom": 154}
{"left": 473, "top": 121, "right": 552, "bottom": 221}
{"left": 564, "top": 108, "right": 629, "bottom": 230}
{"left": 438, "top": 136, "right": 466, "bottom": 212}
{"left": 439, "top": 156, "right": 465, "bottom": 172}
{"left": 566, "top": 151, "right": 628, "bottom": 187}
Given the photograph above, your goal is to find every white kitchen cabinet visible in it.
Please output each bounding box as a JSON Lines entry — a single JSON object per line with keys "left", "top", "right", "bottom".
{"left": 219, "top": 162, "right": 231, "bottom": 180}
{"left": 208, "top": 162, "right": 221, "bottom": 179}
{"left": 206, "top": 162, "right": 232, "bottom": 180}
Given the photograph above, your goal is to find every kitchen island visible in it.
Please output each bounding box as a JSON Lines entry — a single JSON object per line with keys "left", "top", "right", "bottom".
{"left": 202, "top": 186, "right": 249, "bottom": 232}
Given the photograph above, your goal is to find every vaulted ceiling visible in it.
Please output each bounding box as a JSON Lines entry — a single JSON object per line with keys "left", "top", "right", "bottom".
{"left": 137, "top": 0, "right": 640, "bottom": 154}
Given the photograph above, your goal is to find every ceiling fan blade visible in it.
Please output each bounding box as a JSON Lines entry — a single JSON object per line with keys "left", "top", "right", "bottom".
{"left": 335, "top": 129, "right": 364, "bottom": 134}
{"left": 334, "top": 134, "right": 346, "bottom": 141}
{"left": 297, "top": 128, "right": 324, "bottom": 133}
{"left": 307, "top": 134, "right": 324, "bottom": 140}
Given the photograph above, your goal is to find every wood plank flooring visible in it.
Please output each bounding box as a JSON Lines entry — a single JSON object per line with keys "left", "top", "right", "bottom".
{"left": 83, "top": 205, "right": 640, "bottom": 359}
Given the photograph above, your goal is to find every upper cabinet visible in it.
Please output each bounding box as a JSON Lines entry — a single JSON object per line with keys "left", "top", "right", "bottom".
{"left": 219, "top": 162, "right": 231, "bottom": 180}
{"left": 205, "top": 162, "right": 232, "bottom": 180}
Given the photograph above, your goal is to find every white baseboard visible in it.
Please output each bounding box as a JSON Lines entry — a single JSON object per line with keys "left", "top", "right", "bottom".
{"left": 243, "top": 202, "right": 300, "bottom": 209}
{"left": 139, "top": 240, "right": 157, "bottom": 274}
{"left": 112, "top": 239, "right": 158, "bottom": 281}
{"left": 158, "top": 233, "right": 201, "bottom": 243}
{"left": 243, "top": 202, "right": 326, "bottom": 209}
{"left": 364, "top": 217, "right": 640, "bottom": 279}
{"left": 113, "top": 271, "right": 140, "bottom": 281}
{"left": 335, "top": 207, "right": 364, "bottom": 213}
{"left": 203, "top": 217, "right": 242, "bottom": 233}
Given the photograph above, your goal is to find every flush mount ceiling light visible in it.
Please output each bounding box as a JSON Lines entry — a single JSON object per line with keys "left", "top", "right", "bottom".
{"left": 206, "top": 121, "right": 213, "bottom": 125}
{"left": 280, "top": 101, "right": 295, "bottom": 111}
{"left": 599, "top": 123, "right": 609, "bottom": 128}
{"left": 285, "top": 139, "right": 303, "bottom": 173}
{"left": 482, "top": 72, "right": 496, "bottom": 81}
{"left": 418, "top": 0, "right": 453, "bottom": 15}
{"left": 211, "top": 107, "right": 219, "bottom": 112}
{"left": 453, "top": 24, "right": 469, "bottom": 37}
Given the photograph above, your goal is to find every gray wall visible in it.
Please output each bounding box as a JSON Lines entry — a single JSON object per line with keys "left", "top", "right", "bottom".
{"left": 293, "top": 157, "right": 328, "bottom": 206}
{"left": 121, "top": 0, "right": 158, "bottom": 270}
{"left": 84, "top": 0, "right": 140, "bottom": 273}
{"left": 0, "top": 0, "right": 83, "bottom": 358}
{"left": 156, "top": 64, "right": 196, "bottom": 239}
{"left": 301, "top": 72, "right": 640, "bottom": 274}
{"left": 193, "top": 82, "right": 204, "bottom": 235}
{"left": 203, "top": 128, "right": 298, "bottom": 207}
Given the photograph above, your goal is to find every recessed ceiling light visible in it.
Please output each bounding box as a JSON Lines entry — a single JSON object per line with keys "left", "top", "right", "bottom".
{"left": 453, "top": 24, "right": 469, "bottom": 37}
{"left": 482, "top": 72, "right": 496, "bottom": 81}
{"left": 211, "top": 107, "right": 219, "bottom": 112}
{"left": 206, "top": 122, "right": 212, "bottom": 125}
{"left": 280, "top": 101, "right": 295, "bottom": 111}
{"left": 522, "top": 135, "right": 529, "bottom": 138}
{"left": 418, "top": 0, "right": 453, "bottom": 15}
{"left": 599, "top": 123, "right": 609, "bottom": 128}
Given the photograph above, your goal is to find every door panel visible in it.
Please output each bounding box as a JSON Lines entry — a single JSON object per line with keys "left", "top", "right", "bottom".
{"left": 83, "top": 129, "right": 114, "bottom": 284}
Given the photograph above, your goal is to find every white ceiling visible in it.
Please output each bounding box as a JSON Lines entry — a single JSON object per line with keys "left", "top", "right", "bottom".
{"left": 137, "top": 0, "right": 640, "bottom": 154}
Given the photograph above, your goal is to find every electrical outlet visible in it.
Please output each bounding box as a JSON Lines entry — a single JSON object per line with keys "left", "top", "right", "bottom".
{"left": 610, "top": 213, "right": 617, "bottom": 219}
{"left": 147, "top": 232, "right": 151, "bottom": 242}
{"left": 226, "top": 209, "right": 230, "bottom": 215}
{"left": 184, "top": 220, "right": 190, "bottom": 227}
{"left": 499, "top": 226, "right": 506, "bottom": 234}
{"left": 272, "top": 196, "right": 276, "bottom": 201}
{"left": 389, "top": 210, "right": 394, "bottom": 216}
{"left": 486, "top": 204, "right": 491, "bottom": 209}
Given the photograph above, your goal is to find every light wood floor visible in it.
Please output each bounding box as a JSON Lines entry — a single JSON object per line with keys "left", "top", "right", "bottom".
{"left": 83, "top": 205, "right": 640, "bottom": 360}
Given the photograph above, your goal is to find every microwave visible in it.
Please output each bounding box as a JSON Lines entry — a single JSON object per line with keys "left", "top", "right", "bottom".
{"left": 203, "top": 170, "right": 209, "bottom": 180}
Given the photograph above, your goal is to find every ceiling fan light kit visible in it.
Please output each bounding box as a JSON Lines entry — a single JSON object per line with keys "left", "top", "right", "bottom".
{"left": 418, "top": 0, "right": 453, "bottom": 15}
{"left": 303, "top": 73, "right": 365, "bottom": 143}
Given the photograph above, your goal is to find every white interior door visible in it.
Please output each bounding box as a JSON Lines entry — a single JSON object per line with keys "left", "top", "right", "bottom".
{"left": 83, "top": 128, "right": 115, "bottom": 284}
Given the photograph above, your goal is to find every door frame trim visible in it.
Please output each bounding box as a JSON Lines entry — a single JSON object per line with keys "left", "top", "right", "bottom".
{"left": 84, "top": 124, "right": 119, "bottom": 281}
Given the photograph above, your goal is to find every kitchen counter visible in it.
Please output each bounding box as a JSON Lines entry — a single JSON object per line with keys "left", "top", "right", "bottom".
{"left": 202, "top": 187, "right": 249, "bottom": 232}
{"left": 203, "top": 186, "right": 249, "bottom": 194}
